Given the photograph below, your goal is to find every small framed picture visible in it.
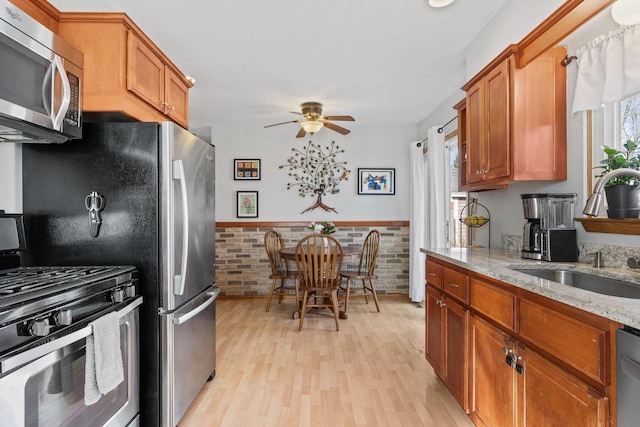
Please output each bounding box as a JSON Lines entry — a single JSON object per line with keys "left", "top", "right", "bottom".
{"left": 237, "top": 191, "right": 258, "bottom": 218}
{"left": 358, "top": 168, "right": 395, "bottom": 195}
{"left": 234, "top": 159, "right": 261, "bottom": 180}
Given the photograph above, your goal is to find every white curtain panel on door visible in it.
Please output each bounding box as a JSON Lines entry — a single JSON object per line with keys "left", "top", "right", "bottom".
{"left": 426, "top": 126, "right": 447, "bottom": 250}
{"left": 409, "top": 140, "right": 427, "bottom": 303}
{"left": 572, "top": 24, "right": 640, "bottom": 114}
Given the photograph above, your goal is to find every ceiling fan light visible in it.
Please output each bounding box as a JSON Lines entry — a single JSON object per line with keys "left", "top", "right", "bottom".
{"left": 612, "top": 0, "right": 640, "bottom": 25}
{"left": 428, "top": 0, "right": 454, "bottom": 8}
{"left": 301, "top": 120, "right": 324, "bottom": 134}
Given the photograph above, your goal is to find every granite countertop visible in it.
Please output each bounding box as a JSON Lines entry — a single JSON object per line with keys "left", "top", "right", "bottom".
{"left": 421, "top": 247, "right": 640, "bottom": 329}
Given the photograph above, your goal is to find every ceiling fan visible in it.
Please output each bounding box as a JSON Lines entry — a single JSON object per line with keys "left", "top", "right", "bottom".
{"left": 264, "top": 102, "right": 355, "bottom": 138}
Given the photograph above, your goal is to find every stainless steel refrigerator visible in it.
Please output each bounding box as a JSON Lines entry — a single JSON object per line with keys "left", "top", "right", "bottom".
{"left": 21, "top": 121, "right": 217, "bottom": 427}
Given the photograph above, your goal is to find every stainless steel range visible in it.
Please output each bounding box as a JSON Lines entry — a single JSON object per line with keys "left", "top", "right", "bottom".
{"left": 0, "top": 265, "right": 142, "bottom": 427}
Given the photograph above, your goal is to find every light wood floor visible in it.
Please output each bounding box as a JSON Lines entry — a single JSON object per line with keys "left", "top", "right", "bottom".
{"left": 179, "top": 296, "right": 474, "bottom": 427}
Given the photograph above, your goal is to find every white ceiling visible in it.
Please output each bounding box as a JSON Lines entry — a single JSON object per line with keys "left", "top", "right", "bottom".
{"left": 48, "top": 0, "right": 511, "bottom": 131}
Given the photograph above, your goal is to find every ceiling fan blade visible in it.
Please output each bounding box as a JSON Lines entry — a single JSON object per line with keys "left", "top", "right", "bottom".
{"left": 296, "top": 127, "right": 307, "bottom": 138}
{"left": 323, "top": 121, "right": 350, "bottom": 135}
{"left": 323, "top": 115, "right": 355, "bottom": 122}
{"left": 289, "top": 111, "right": 304, "bottom": 116}
{"left": 264, "top": 120, "right": 300, "bottom": 128}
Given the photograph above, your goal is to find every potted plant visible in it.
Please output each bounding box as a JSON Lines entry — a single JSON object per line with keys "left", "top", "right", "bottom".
{"left": 595, "top": 141, "right": 640, "bottom": 218}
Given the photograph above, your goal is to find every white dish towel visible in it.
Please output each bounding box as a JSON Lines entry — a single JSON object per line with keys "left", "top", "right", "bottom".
{"left": 84, "top": 311, "right": 124, "bottom": 405}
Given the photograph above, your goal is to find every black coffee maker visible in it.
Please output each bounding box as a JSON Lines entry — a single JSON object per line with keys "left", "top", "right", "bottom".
{"left": 521, "top": 194, "right": 544, "bottom": 260}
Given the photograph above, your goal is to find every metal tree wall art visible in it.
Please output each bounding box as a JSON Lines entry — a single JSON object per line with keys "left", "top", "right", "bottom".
{"left": 279, "top": 140, "right": 350, "bottom": 213}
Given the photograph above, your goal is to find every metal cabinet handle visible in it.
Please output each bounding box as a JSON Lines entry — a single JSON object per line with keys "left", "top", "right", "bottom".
{"left": 428, "top": 272, "right": 437, "bottom": 277}
{"left": 447, "top": 282, "right": 459, "bottom": 288}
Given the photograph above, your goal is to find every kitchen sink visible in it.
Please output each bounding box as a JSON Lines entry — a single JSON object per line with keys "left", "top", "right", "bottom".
{"left": 511, "top": 268, "right": 640, "bottom": 299}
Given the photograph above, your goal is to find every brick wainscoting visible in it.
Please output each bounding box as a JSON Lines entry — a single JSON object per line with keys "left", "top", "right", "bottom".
{"left": 215, "top": 221, "right": 410, "bottom": 297}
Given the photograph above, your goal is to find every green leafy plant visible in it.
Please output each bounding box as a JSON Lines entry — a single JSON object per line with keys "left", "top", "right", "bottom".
{"left": 595, "top": 141, "right": 640, "bottom": 186}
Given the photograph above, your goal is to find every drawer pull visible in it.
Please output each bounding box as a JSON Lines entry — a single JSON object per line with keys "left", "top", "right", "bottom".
{"left": 447, "top": 282, "right": 459, "bottom": 288}
{"left": 428, "top": 272, "right": 438, "bottom": 277}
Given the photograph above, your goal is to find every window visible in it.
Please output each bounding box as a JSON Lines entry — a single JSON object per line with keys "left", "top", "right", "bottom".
{"left": 445, "top": 135, "right": 469, "bottom": 248}
{"left": 589, "top": 92, "right": 640, "bottom": 215}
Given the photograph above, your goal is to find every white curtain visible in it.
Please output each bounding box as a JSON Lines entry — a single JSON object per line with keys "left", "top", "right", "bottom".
{"left": 572, "top": 24, "right": 640, "bottom": 114}
{"left": 409, "top": 140, "right": 426, "bottom": 302}
{"left": 426, "top": 126, "right": 447, "bottom": 250}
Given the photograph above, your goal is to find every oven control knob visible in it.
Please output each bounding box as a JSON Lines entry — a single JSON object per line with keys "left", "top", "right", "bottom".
{"left": 124, "top": 285, "right": 136, "bottom": 298}
{"left": 29, "top": 318, "right": 50, "bottom": 337}
{"left": 53, "top": 309, "right": 73, "bottom": 326}
{"left": 111, "top": 288, "right": 125, "bottom": 303}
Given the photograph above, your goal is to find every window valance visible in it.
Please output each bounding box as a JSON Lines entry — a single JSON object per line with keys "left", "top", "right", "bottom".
{"left": 572, "top": 24, "right": 640, "bottom": 114}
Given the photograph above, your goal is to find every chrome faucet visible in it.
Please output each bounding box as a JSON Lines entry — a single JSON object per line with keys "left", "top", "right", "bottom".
{"left": 583, "top": 168, "right": 640, "bottom": 216}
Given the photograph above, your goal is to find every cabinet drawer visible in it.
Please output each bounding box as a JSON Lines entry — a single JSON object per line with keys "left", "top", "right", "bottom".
{"left": 519, "top": 299, "right": 608, "bottom": 385}
{"left": 470, "top": 278, "right": 516, "bottom": 331}
{"left": 426, "top": 260, "right": 443, "bottom": 289}
{"left": 443, "top": 268, "right": 468, "bottom": 303}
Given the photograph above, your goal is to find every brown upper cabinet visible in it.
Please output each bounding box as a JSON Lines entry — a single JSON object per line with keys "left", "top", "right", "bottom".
{"left": 459, "top": 45, "right": 567, "bottom": 191}
{"left": 58, "top": 13, "right": 193, "bottom": 129}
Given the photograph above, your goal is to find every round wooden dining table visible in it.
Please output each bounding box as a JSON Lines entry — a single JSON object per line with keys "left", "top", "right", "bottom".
{"left": 278, "top": 244, "right": 362, "bottom": 261}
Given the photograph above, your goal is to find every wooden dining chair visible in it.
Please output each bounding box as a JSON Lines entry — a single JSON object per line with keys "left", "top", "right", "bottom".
{"left": 339, "top": 230, "right": 381, "bottom": 318}
{"left": 264, "top": 230, "right": 298, "bottom": 312}
{"left": 295, "top": 234, "right": 344, "bottom": 331}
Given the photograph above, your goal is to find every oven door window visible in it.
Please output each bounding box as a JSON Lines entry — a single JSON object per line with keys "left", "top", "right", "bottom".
{"left": 24, "top": 324, "right": 129, "bottom": 427}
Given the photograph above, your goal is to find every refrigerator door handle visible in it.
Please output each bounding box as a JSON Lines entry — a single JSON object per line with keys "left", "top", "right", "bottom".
{"left": 173, "top": 159, "right": 190, "bottom": 296}
{"left": 173, "top": 288, "right": 220, "bottom": 325}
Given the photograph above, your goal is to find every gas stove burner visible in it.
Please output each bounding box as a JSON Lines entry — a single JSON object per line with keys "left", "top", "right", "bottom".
{"left": 0, "top": 266, "right": 134, "bottom": 294}
{"left": 0, "top": 266, "right": 137, "bottom": 328}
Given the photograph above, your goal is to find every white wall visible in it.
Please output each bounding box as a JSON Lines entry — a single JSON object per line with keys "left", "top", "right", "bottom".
{"left": 213, "top": 123, "right": 416, "bottom": 221}
{"left": 420, "top": 1, "right": 640, "bottom": 249}
{"left": 0, "top": 122, "right": 415, "bottom": 221}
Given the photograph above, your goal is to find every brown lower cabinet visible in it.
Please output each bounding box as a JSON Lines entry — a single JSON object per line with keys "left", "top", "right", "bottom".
{"left": 425, "top": 286, "right": 469, "bottom": 411}
{"left": 470, "top": 315, "right": 608, "bottom": 427}
{"left": 425, "top": 257, "right": 618, "bottom": 427}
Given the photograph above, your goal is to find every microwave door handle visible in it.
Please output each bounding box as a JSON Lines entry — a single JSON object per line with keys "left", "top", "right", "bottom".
{"left": 41, "top": 61, "right": 55, "bottom": 117}
{"left": 51, "top": 55, "right": 71, "bottom": 131}
{"left": 173, "top": 159, "right": 190, "bottom": 296}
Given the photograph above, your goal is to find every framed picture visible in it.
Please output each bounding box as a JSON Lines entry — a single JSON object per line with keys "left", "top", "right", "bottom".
{"left": 358, "top": 168, "right": 395, "bottom": 195}
{"left": 237, "top": 191, "right": 258, "bottom": 218}
{"left": 234, "top": 159, "right": 261, "bottom": 180}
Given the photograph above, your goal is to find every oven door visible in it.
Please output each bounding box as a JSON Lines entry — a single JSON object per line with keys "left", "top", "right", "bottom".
{"left": 0, "top": 298, "right": 141, "bottom": 427}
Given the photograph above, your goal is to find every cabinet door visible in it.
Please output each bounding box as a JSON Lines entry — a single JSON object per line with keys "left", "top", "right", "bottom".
{"left": 127, "top": 32, "right": 165, "bottom": 113}
{"left": 483, "top": 59, "right": 510, "bottom": 182}
{"left": 165, "top": 68, "right": 190, "bottom": 128}
{"left": 470, "top": 315, "right": 517, "bottom": 427}
{"left": 443, "top": 296, "right": 468, "bottom": 412}
{"left": 465, "top": 81, "right": 484, "bottom": 185}
{"left": 425, "top": 286, "right": 444, "bottom": 374}
{"left": 519, "top": 347, "right": 608, "bottom": 427}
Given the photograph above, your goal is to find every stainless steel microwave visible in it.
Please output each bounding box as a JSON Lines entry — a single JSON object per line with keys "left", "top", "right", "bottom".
{"left": 0, "top": 0, "right": 83, "bottom": 143}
